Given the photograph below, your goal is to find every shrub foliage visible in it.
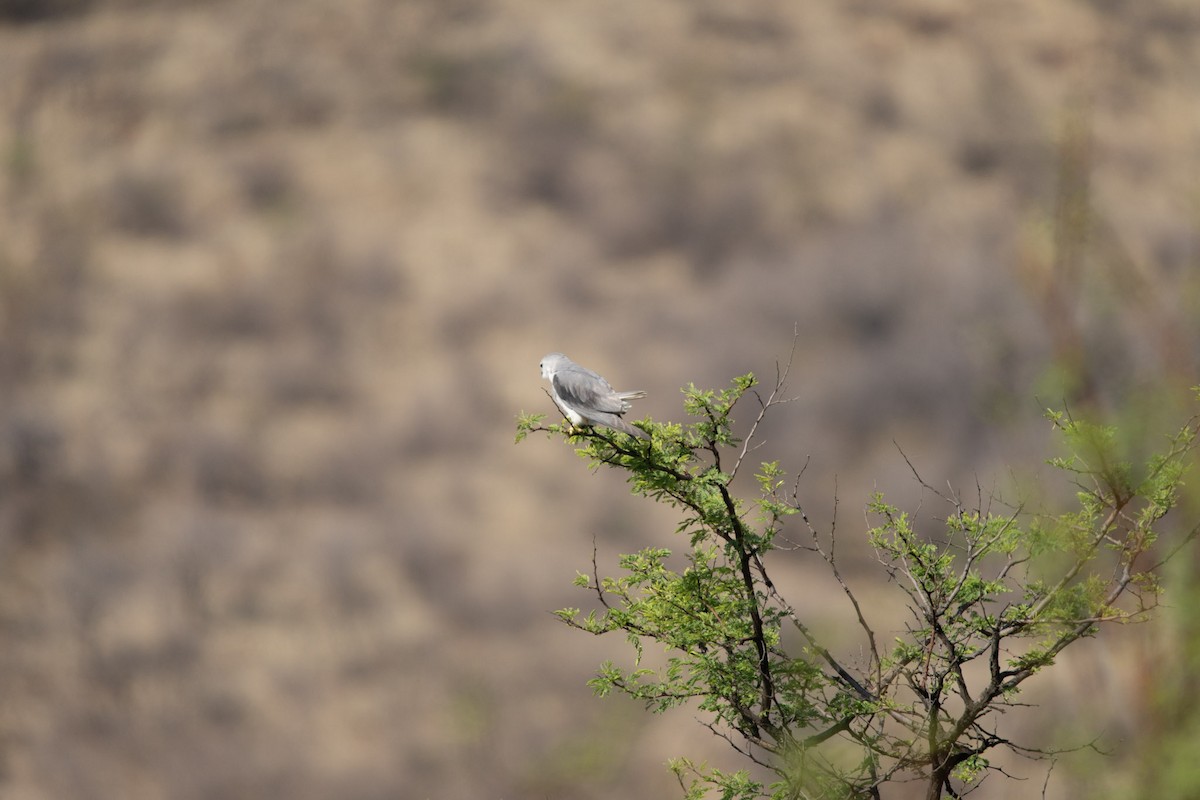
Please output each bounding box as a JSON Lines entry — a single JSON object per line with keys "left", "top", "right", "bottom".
{"left": 517, "top": 360, "right": 1199, "bottom": 800}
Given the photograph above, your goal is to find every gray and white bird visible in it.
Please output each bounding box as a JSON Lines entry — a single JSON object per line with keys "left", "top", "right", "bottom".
{"left": 540, "top": 352, "right": 650, "bottom": 440}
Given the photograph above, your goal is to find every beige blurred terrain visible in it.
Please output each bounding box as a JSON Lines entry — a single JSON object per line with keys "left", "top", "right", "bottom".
{"left": 1, "top": 1, "right": 1198, "bottom": 798}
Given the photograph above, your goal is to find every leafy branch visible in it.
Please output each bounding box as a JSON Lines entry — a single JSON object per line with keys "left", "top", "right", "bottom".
{"left": 517, "top": 359, "right": 1200, "bottom": 800}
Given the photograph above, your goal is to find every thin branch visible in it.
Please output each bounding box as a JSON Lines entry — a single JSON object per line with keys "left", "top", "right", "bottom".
{"left": 731, "top": 329, "right": 800, "bottom": 481}
{"left": 700, "top": 719, "right": 778, "bottom": 771}
{"left": 805, "top": 486, "right": 882, "bottom": 682}
{"left": 1147, "top": 517, "right": 1200, "bottom": 572}
{"left": 1041, "top": 758, "right": 1057, "bottom": 800}
{"left": 896, "top": 442, "right": 955, "bottom": 506}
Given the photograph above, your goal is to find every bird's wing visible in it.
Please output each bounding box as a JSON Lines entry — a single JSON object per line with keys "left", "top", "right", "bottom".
{"left": 553, "top": 366, "right": 627, "bottom": 414}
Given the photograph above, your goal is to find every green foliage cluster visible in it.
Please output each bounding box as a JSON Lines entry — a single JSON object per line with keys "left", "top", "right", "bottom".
{"left": 517, "top": 377, "right": 1199, "bottom": 800}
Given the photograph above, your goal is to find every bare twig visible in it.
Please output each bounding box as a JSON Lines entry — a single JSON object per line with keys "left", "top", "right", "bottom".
{"left": 731, "top": 329, "right": 800, "bottom": 481}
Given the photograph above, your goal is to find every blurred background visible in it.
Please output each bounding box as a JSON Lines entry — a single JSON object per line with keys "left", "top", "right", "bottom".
{"left": 1, "top": 0, "right": 1198, "bottom": 798}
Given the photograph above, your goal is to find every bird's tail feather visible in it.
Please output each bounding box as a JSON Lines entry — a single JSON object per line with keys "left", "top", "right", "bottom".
{"left": 592, "top": 412, "right": 650, "bottom": 440}
{"left": 616, "top": 390, "right": 646, "bottom": 412}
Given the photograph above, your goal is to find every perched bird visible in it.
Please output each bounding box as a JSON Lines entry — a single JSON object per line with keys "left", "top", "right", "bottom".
{"left": 540, "top": 352, "right": 649, "bottom": 440}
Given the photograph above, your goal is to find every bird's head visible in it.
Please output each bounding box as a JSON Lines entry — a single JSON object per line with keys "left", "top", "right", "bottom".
{"left": 539, "top": 352, "right": 569, "bottom": 380}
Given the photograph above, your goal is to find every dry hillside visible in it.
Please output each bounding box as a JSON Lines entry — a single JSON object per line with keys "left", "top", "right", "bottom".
{"left": 1, "top": 1, "right": 1198, "bottom": 798}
